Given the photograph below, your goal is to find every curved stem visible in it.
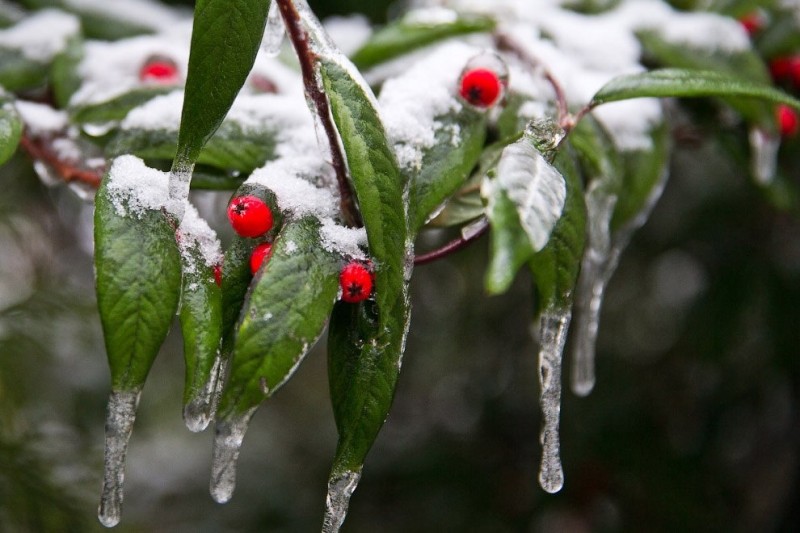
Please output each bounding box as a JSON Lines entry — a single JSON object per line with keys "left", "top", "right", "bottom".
{"left": 414, "top": 219, "right": 488, "bottom": 265}
{"left": 276, "top": 0, "right": 361, "bottom": 228}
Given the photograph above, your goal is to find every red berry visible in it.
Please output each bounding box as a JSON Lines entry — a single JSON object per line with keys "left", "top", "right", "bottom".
{"left": 738, "top": 12, "right": 763, "bottom": 36}
{"left": 227, "top": 195, "right": 274, "bottom": 238}
{"left": 139, "top": 57, "right": 180, "bottom": 84}
{"left": 339, "top": 262, "right": 373, "bottom": 303}
{"left": 250, "top": 74, "right": 279, "bottom": 93}
{"left": 213, "top": 264, "right": 222, "bottom": 287}
{"left": 459, "top": 68, "right": 502, "bottom": 108}
{"left": 250, "top": 242, "right": 273, "bottom": 274}
{"left": 777, "top": 104, "right": 799, "bottom": 137}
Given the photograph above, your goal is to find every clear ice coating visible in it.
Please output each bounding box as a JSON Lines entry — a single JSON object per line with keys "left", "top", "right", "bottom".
{"left": 262, "top": 0, "right": 286, "bottom": 57}
{"left": 749, "top": 127, "right": 780, "bottom": 185}
{"left": 570, "top": 184, "right": 617, "bottom": 397}
{"left": 321, "top": 470, "right": 362, "bottom": 533}
{"left": 167, "top": 162, "right": 193, "bottom": 220}
{"left": 209, "top": 408, "right": 256, "bottom": 503}
{"left": 183, "top": 355, "right": 222, "bottom": 433}
{"left": 97, "top": 389, "right": 142, "bottom": 528}
{"left": 537, "top": 309, "right": 571, "bottom": 494}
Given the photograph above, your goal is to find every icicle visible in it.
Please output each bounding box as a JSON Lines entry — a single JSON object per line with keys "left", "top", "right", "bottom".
{"left": 183, "top": 355, "right": 222, "bottom": 432}
{"left": 749, "top": 127, "right": 780, "bottom": 185}
{"left": 570, "top": 184, "right": 616, "bottom": 397}
{"left": 209, "top": 408, "right": 256, "bottom": 503}
{"left": 97, "top": 389, "right": 141, "bottom": 528}
{"left": 321, "top": 470, "right": 362, "bottom": 533}
{"left": 537, "top": 309, "right": 570, "bottom": 494}
{"left": 262, "top": 0, "right": 285, "bottom": 57}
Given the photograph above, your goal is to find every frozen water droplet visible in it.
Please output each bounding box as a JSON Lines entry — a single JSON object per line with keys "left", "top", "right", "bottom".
{"left": 33, "top": 160, "right": 60, "bottom": 187}
{"left": 570, "top": 184, "right": 616, "bottom": 397}
{"left": 209, "top": 408, "right": 256, "bottom": 503}
{"left": 537, "top": 310, "right": 570, "bottom": 494}
{"left": 262, "top": 0, "right": 285, "bottom": 57}
{"left": 749, "top": 127, "right": 780, "bottom": 185}
{"left": 525, "top": 118, "right": 566, "bottom": 156}
{"left": 183, "top": 355, "right": 222, "bottom": 432}
{"left": 97, "top": 389, "right": 141, "bottom": 528}
{"left": 82, "top": 121, "right": 117, "bottom": 137}
{"left": 322, "top": 470, "right": 362, "bottom": 533}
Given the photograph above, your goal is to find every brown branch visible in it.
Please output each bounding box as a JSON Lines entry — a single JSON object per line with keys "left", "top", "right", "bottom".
{"left": 414, "top": 219, "right": 489, "bottom": 265}
{"left": 276, "top": 0, "right": 361, "bottom": 228}
{"left": 19, "top": 131, "right": 103, "bottom": 188}
{"left": 494, "top": 32, "right": 570, "bottom": 129}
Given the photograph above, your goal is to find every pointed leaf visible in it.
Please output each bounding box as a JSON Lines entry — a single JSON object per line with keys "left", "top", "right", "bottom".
{"left": 351, "top": 13, "right": 495, "bottom": 69}
{"left": 50, "top": 34, "right": 83, "bottom": 109}
{"left": 71, "top": 87, "right": 174, "bottom": 126}
{"left": 174, "top": 0, "right": 270, "bottom": 170}
{"left": 409, "top": 108, "right": 486, "bottom": 233}
{"left": 0, "top": 95, "right": 22, "bottom": 166}
{"left": 94, "top": 158, "right": 182, "bottom": 391}
{"left": 319, "top": 58, "right": 407, "bottom": 327}
{"left": 218, "top": 216, "right": 341, "bottom": 417}
{"left": 591, "top": 68, "right": 800, "bottom": 113}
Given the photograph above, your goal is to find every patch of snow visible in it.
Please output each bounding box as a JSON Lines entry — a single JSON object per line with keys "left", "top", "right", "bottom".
{"left": 0, "top": 9, "right": 80, "bottom": 63}
{"left": 64, "top": 0, "right": 189, "bottom": 32}
{"left": 105, "top": 155, "right": 169, "bottom": 218}
{"left": 15, "top": 101, "right": 68, "bottom": 135}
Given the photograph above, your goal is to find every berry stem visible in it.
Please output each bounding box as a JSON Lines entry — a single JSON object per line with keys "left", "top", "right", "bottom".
{"left": 19, "top": 130, "right": 103, "bottom": 188}
{"left": 414, "top": 218, "right": 489, "bottom": 265}
{"left": 276, "top": 0, "right": 362, "bottom": 228}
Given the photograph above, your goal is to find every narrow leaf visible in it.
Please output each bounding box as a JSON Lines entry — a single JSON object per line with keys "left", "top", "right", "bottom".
{"left": 0, "top": 95, "right": 22, "bottom": 166}
{"left": 94, "top": 158, "right": 182, "bottom": 391}
{"left": 218, "top": 216, "right": 341, "bottom": 417}
{"left": 351, "top": 13, "right": 495, "bottom": 69}
{"left": 591, "top": 68, "right": 800, "bottom": 112}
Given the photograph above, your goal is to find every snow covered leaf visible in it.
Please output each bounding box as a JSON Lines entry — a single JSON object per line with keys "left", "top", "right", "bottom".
{"left": 94, "top": 158, "right": 182, "bottom": 391}
{"left": 177, "top": 206, "right": 223, "bottom": 432}
{"left": 0, "top": 95, "right": 22, "bottom": 166}
{"left": 483, "top": 137, "right": 568, "bottom": 265}
{"left": 528, "top": 150, "right": 586, "bottom": 310}
{"left": 319, "top": 58, "right": 407, "bottom": 326}
{"left": 217, "top": 216, "right": 341, "bottom": 417}
{"left": 351, "top": 11, "right": 495, "bottom": 69}
{"left": 71, "top": 87, "right": 174, "bottom": 125}
{"left": 107, "top": 122, "right": 277, "bottom": 174}
{"left": 409, "top": 108, "right": 486, "bottom": 232}
{"left": 50, "top": 34, "right": 83, "bottom": 109}
{"left": 591, "top": 68, "right": 800, "bottom": 114}
{"left": 174, "top": 0, "right": 269, "bottom": 171}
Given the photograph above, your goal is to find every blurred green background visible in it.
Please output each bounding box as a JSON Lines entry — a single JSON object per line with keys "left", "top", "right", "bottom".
{"left": 2, "top": 0, "right": 800, "bottom": 532}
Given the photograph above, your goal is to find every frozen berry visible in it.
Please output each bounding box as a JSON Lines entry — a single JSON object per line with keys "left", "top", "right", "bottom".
{"left": 250, "top": 243, "right": 273, "bottom": 274}
{"left": 777, "top": 104, "right": 799, "bottom": 137}
{"left": 227, "top": 195, "right": 274, "bottom": 238}
{"left": 738, "top": 12, "right": 764, "bottom": 36}
{"left": 139, "top": 56, "right": 180, "bottom": 84}
{"left": 213, "top": 264, "right": 222, "bottom": 287}
{"left": 459, "top": 68, "right": 503, "bottom": 108}
{"left": 339, "top": 262, "right": 373, "bottom": 303}
{"left": 250, "top": 74, "right": 279, "bottom": 93}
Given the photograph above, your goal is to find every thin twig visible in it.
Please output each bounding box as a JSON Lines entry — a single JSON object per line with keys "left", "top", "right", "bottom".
{"left": 494, "top": 32, "right": 570, "bottom": 129}
{"left": 19, "top": 132, "right": 103, "bottom": 188}
{"left": 414, "top": 219, "right": 489, "bottom": 265}
{"left": 276, "top": 0, "right": 361, "bottom": 228}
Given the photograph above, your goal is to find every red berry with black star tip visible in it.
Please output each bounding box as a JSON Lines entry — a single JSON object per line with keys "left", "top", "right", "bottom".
{"left": 213, "top": 264, "right": 222, "bottom": 287}
{"left": 250, "top": 242, "right": 273, "bottom": 274}
{"left": 459, "top": 68, "right": 502, "bottom": 108}
{"left": 339, "top": 262, "right": 373, "bottom": 303}
{"left": 227, "top": 195, "right": 274, "bottom": 238}
{"left": 777, "top": 104, "right": 799, "bottom": 137}
{"left": 139, "top": 56, "right": 180, "bottom": 84}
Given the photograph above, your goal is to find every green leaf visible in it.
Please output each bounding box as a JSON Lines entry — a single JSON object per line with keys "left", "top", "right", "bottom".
{"left": 106, "top": 121, "right": 279, "bottom": 174}
{"left": 319, "top": 58, "right": 407, "bottom": 327}
{"left": 71, "top": 87, "right": 174, "bottom": 126}
{"left": 611, "top": 121, "right": 670, "bottom": 231}
{"left": 94, "top": 166, "right": 182, "bottom": 391}
{"left": 218, "top": 216, "right": 341, "bottom": 417}
{"left": 528, "top": 149, "right": 587, "bottom": 309}
{"left": 177, "top": 210, "right": 223, "bottom": 428}
{"left": 0, "top": 47, "right": 48, "bottom": 92}
{"left": 409, "top": 108, "right": 486, "bottom": 233}
{"left": 351, "top": 14, "right": 495, "bottom": 69}
{"left": 174, "top": 0, "right": 270, "bottom": 171}
{"left": 50, "top": 35, "right": 84, "bottom": 109}
{"left": 484, "top": 187, "right": 535, "bottom": 294}
{"left": 0, "top": 96, "right": 22, "bottom": 166}
{"left": 591, "top": 68, "right": 800, "bottom": 113}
